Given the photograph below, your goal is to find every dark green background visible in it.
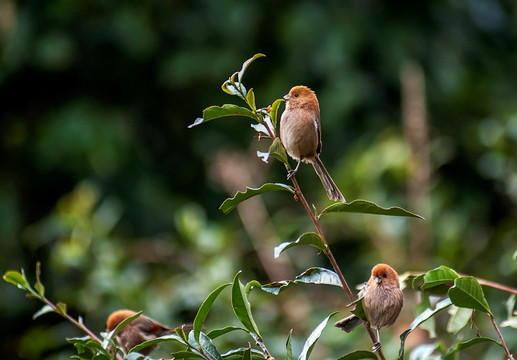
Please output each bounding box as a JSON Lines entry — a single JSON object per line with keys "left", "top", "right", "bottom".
{"left": 1, "top": 1, "right": 516, "bottom": 359}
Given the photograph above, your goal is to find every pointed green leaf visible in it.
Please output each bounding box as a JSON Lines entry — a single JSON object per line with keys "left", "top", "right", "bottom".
{"left": 3, "top": 270, "right": 31, "bottom": 291}
{"left": 444, "top": 337, "right": 501, "bottom": 360}
{"left": 246, "top": 88, "right": 256, "bottom": 111}
{"left": 336, "top": 350, "right": 378, "bottom": 360}
{"left": 222, "top": 81, "right": 247, "bottom": 99}
{"left": 298, "top": 312, "right": 338, "bottom": 360}
{"left": 33, "top": 304, "right": 54, "bottom": 319}
{"left": 348, "top": 295, "right": 368, "bottom": 322}
{"left": 286, "top": 329, "right": 294, "bottom": 360}
{"left": 398, "top": 298, "right": 452, "bottom": 360}
{"left": 126, "top": 354, "right": 146, "bottom": 360}
{"left": 269, "top": 98, "right": 284, "bottom": 129}
{"left": 220, "top": 183, "right": 294, "bottom": 214}
{"left": 207, "top": 326, "right": 246, "bottom": 339}
{"left": 295, "top": 267, "right": 342, "bottom": 287}
{"left": 268, "top": 137, "right": 289, "bottom": 164}
{"left": 274, "top": 232, "right": 327, "bottom": 258}
{"left": 129, "top": 334, "right": 186, "bottom": 354}
{"left": 259, "top": 267, "right": 342, "bottom": 295}
{"left": 260, "top": 280, "right": 294, "bottom": 295}
{"left": 189, "top": 105, "right": 257, "bottom": 128}
{"left": 449, "top": 277, "right": 492, "bottom": 315}
{"left": 199, "top": 332, "right": 224, "bottom": 360}
{"left": 231, "top": 272, "right": 261, "bottom": 337}
{"left": 319, "top": 199, "right": 424, "bottom": 219}
{"left": 56, "top": 302, "right": 67, "bottom": 315}
{"left": 237, "top": 53, "right": 266, "bottom": 82}
{"left": 446, "top": 306, "right": 473, "bottom": 334}
{"left": 35, "top": 262, "right": 45, "bottom": 296}
{"left": 171, "top": 350, "right": 205, "bottom": 359}
{"left": 193, "top": 283, "right": 231, "bottom": 343}
{"left": 421, "top": 266, "right": 459, "bottom": 291}
{"left": 220, "top": 348, "right": 264, "bottom": 360}
{"left": 241, "top": 346, "right": 252, "bottom": 360}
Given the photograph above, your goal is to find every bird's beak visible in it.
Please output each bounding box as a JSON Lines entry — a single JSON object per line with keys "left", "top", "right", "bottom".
{"left": 283, "top": 94, "right": 291, "bottom": 101}
{"left": 375, "top": 276, "right": 382, "bottom": 284}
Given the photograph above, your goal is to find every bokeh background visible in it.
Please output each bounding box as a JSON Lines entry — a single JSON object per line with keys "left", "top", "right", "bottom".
{"left": 1, "top": 1, "right": 517, "bottom": 359}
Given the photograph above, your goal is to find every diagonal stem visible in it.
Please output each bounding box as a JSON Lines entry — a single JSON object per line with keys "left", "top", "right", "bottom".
{"left": 488, "top": 313, "right": 514, "bottom": 360}
{"left": 288, "top": 175, "right": 386, "bottom": 360}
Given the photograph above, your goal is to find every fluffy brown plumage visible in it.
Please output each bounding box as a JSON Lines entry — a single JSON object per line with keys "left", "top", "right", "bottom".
{"left": 106, "top": 309, "right": 191, "bottom": 355}
{"left": 334, "top": 264, "right": 403, "bottom": 351}
{"left": 280, "top": 85, "right": 346, "bottom": 202}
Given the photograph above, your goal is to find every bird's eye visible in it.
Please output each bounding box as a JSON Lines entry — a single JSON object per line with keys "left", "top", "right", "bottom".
{"left": 383, "top": 273, "right": 387, "bottom": 278}
{"left": 294, "top": 93, "right": 299, "bottom": 98}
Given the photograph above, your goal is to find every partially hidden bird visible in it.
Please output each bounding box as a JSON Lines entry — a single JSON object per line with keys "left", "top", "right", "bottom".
{"left": 106, "top": 309, "right": 192, "bottom": 355}
{"left": 280, "top": 85, "right": 346, "bottom": 202}
{"left": 334, "top": 263, "right": 403, "bottom": 352}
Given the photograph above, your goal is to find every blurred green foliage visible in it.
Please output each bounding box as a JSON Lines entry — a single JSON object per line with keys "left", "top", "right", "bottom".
{"left": 1, "top": 0, "right": 517, "bottom": 359}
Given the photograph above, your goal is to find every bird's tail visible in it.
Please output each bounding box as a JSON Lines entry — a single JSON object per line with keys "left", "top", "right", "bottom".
{"left": 312, "top": 156, "right": 346, "bottom": 202}
{"left": 334, "top": 314, "right": 362, "bottom": 333}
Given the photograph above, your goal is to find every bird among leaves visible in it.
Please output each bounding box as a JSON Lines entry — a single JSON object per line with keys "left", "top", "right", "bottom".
{"left": 334, "top": 263, "right": 403, "bottom": 352}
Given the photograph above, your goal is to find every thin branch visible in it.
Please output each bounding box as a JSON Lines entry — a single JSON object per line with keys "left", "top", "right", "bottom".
{"left": 488, "top": 313, "right": 514, "bottom": 360}
{"left": 288, "top": 174, "right": 386, "bottom": 360}
{"left": 458, "top": 274, "right": 517, "bottom": 296}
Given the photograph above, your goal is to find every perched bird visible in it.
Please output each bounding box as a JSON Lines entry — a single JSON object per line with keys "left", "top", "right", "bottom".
{"left": 106, "top": 309, "right": 192, "bottom": 355}
{"left": 334, "top": 263, "right": 403, "bottom": 351}
{"left": 280, "top": 85, "right": 346, "bottom": 202}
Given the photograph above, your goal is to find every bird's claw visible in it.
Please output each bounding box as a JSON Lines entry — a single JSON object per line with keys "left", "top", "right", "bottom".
{"left": 372, "top": 342, "right": 381, "bottom": 352}
{"left": 286, "top": 170, "right": 296, "bottom": 180}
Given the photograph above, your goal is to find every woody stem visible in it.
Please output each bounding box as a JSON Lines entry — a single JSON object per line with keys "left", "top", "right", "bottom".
{"left": 288, "top": 174, "right": 386, "bottom": 360}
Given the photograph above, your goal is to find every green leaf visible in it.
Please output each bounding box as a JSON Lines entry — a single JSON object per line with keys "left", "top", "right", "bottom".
{"left": 298, "top": 312, "right": 337, "bottom": 360}
{"left": 35, "top": 262, "right": 45, "bottom": 296}
{"left": 449, "top": 277, "right": 492, "bottom": 315}
{"left": 241, "top": 346, "right": 251, "bottom": 360}
{"left": 274, "top": 232, "right": 327, "bottom": 258}
{"left": 126, "top": 354, "right": 146, "bottom": 360}
{"left": 398, "top": 298, "right": 452, "bottom": 360}
{"left": 56, "top": 302, "right": 67, "bottom": 315}
{"left": 269, "top": 98, "right": 284, "bottom": 129}
{"left": 444, "top": 337, "right": 501, "bottom": 360}
{"left": 221, "top": 348, "right": 264, "bottom": 360}
{"left": 446, "top": 306, "right": 473, "bottom": 334}
{"left": 246, "top": 88, "right": 256, "bottom": 111}
{"left": 189, "top": 104, "right": 257, "bottom": 128}
{"left": 220, "top": 183, "right": 294, "bottom": 214}
{"left": 286, "top": 329, "right": 294, "bottom": 360}
{"left": 207, "top": 326, "right": 246, "bottom": 339}
{"left": 260, "top": 267, "right": 342, "bottom": 295}
{"left": 171, "top": 350, "right": 205, "bottom": 359}
{"left": 222, "top": 81, "right": 247, "bottom": 99}
{"left": 33, "top": 304, "right": 54, "bottom": 319}
{"left": 199, "top": 332, "right": 224, "bottom": 360}
{"left": 245, "top": 280, "right": 262, "bottom": 295}
{"left": 336, "top": 350, "right": 378, "bottom": 359}
{"left": 421, "top": 266, "right": 459, "bottom": 290}
{"left": 268, "top": 137, "right": 289, "bottom": 164}
{"left": 3, "top": 270, "right": 31, "bottom": 291}
{"left": 237, "top": 53, "right": 265, "bottom": 82}
{"left": 231, "top": 272, "right": 261, "bottom": 338}
{"left": 130, "top": 333, "right": 186, "bottom": 354}
{"left": 319, "top": 199, "right": 424, "bottom": 219}
{"left": 295, "top": 267, "right": 342, "bottom": 287}
{"left": 193, "top": 283, "right": 231, "bottom": 343}
{"left": 348, "top": 295, "right": 368, "bottom": 322}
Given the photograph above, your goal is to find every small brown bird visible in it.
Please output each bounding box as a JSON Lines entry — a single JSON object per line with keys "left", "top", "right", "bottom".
{"left": 334, "top": 263, "right": 403, "bottom": 351}
{"left": 280, "top": 85, "right": 346, "bottom": 202}
{"left": 106, "top": 309, "right": 191, "bottom": 355}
